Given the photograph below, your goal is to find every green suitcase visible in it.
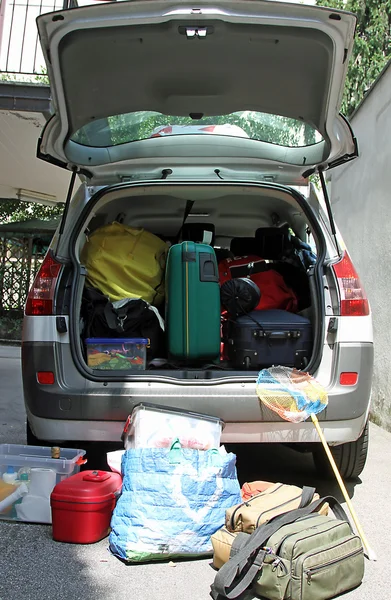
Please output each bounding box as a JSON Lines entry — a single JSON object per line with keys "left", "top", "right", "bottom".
{"left": 166, "top": 242, "right": 221, "bottom": 360}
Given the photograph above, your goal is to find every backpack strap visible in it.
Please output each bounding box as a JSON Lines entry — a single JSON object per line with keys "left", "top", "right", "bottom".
{"left": 230, "top": 532, "right": 250, "bottom": 559}
{"left": 103, "top": 303, "right": 122, "bottom": 332}
{"left": 298, "top": 486, "right": 316, "bottom": 508}
{"left": 211, "top": 496, "right": 350, "bottom": 600}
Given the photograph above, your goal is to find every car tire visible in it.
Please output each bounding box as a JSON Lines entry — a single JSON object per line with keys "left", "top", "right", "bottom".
{"left": 312, "top": 421, "right": 369, "bottom": 480}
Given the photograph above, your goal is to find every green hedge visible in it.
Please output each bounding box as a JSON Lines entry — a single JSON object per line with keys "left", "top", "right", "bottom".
{"left": 0, "top": 316, "right": 23, "bottom": 341}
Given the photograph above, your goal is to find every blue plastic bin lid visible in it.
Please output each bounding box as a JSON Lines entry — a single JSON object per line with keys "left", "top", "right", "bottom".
{"left": 85, "top": 338, "right": 149, "bottom": 344}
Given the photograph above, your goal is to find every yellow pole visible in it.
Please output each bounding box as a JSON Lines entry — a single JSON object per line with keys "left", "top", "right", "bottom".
{"left": 311, "top": 413, "right": 377, "bottom": 561}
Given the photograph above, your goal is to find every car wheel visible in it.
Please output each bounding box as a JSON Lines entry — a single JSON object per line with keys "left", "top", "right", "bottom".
{"left": 312, "top": 421, "right": 369, "bottom": 480}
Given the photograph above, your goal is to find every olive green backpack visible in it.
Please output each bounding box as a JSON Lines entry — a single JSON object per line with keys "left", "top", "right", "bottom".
{"left": 211, "top": 496, "right": 364, "bottom": 600}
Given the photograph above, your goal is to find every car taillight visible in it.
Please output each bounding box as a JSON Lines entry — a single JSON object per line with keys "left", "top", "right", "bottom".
{"left": 332, "top": 252, "right": 369, "bottom": 316}
{"left": 25, "top": 253, "right": 62, "bottom": 316}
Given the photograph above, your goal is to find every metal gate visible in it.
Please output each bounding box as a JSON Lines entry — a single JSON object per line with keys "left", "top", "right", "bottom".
{"left": 0, "top": 234, "right": 44, "bottom": 316}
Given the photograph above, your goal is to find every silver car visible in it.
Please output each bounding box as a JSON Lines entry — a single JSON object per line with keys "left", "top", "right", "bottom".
{"left": 22, "top": 0, "right": 372, "bottom": 479}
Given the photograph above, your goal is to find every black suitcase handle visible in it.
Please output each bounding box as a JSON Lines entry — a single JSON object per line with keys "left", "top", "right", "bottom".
{"left": 253, "top": 329, "right": 301, "bottom": 339}
{"left": 199, "top": 253, "right": 219, "bottom": 283}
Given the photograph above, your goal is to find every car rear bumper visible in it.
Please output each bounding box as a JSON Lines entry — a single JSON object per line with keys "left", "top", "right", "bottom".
{"left": 22, "top": 341, "right": 373, "bottom": 444}
{"left": 26, "top": 407, "right": 369, "bottom": 445}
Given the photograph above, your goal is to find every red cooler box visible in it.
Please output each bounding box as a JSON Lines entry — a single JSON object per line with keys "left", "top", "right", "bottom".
{"left": 51, "top": 470, "right": 122, "bottom": 544}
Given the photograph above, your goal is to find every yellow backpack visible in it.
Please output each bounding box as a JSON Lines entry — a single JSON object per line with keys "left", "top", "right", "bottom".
{"left": 81, "top": 222, "right": 169, "bottom": 306}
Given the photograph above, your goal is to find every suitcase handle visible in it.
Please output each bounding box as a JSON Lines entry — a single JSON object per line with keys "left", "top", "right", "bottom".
{"left": 199, "top": 252, "right": 219, "bottom": 283}
{"left": 253, "top": 330, "right": 301, "bottom": 339}
{"left": 268, "top": 331, "right": 289, "bottom": 339}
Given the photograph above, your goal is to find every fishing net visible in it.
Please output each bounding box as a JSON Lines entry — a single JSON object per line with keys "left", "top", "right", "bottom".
{"left": 256, "top": 366, "right": 328, "bottom": 423}
{"left": 256, "top": 366, "right": 376, "bottom": 560}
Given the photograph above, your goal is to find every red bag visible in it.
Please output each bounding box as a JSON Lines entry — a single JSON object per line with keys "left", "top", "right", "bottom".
{"left": 241, "top": 481, "right": 276, "bottom": 501}
{"left": 218, "top": 255, "right": 264, "bottom": 285}
{"left": 218, "top": 256, "right": 298, "bottom": 313}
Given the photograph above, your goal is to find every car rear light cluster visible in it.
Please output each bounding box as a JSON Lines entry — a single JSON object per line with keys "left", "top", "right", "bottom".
{"left": 332, "top": 252, "right": 369, "bottom": 316}
{"left": 25, "top": 253, "right": 62, "bottom": 316}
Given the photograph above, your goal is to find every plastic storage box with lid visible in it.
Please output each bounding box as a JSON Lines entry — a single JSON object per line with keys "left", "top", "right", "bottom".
{"left": 51, "top": 470, "right": 122, "bottom": 543}
{"left": 85, "top": 338, "right": 148, "bottom": 370}
{"left": 0, "top": 444, "right": 86, "bottom": 523}
{"left": 122, "top": 403, "right": 224, "bottom": 450}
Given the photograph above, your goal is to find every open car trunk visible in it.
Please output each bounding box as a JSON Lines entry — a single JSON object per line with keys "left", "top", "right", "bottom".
{"left": 66, "top": 180, "right": 326, "bottom": 381}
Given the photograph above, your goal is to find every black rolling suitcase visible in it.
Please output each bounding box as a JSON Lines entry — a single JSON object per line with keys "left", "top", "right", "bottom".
{"left": 223, "top": 309, "right": 312, "bottom": 370}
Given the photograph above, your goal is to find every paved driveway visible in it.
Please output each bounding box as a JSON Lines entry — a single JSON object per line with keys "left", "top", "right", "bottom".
{"left": 0, "top": 345, "right": 389, "bottom": 600}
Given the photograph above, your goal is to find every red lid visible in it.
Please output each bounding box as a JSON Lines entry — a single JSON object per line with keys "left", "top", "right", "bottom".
{"left": 51, "top": 470, "right": 122, "bottom": 504}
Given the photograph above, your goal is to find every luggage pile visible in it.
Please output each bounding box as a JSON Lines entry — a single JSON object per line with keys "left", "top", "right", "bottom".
{"left": 1, "top": 408, "right": 366, "bottom": 600}
{"left": 45, "top": 430, "right": 365, "bottom": 600}
{"left": 80, "top": 223, "right": 168, "bottom": 368}
{"left": 219, "top": 228, "right": 313, "bottom": 370}
{"left": 80, "top": 220, "right": 314, "bottom": 371}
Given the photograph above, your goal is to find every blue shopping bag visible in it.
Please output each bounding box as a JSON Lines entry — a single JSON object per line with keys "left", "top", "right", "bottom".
{"left": 109, "top": 442, "right": 241, "bottom": 562}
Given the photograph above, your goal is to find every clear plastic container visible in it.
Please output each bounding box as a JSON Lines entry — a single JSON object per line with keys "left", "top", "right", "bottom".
{"left": 0, "top": 444, "right": 86, "bottom": 523}
{"left": 85, "top": 338, "right": 148, "bottom": 370}
{"left": 122, "top": 403, "right": 224, "bottom": 450}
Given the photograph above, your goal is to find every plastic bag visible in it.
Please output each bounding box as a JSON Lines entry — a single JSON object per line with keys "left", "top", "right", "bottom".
{"left": 109, "top": 443, "right": 241, "bottom": 562}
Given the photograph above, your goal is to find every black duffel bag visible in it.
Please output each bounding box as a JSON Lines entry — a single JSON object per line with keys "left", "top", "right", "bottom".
{"left": 81, "top": 286, "right": 164, "bottom": 359}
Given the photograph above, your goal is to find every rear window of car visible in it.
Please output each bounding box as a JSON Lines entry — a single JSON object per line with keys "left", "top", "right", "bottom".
{"left": 70, "top": 110, "right": 323, "bottom": 149}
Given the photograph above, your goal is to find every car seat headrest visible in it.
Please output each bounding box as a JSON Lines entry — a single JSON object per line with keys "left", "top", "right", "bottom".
{"left": 255, "top": 227, "right": 290, "bottom": 260}
{"left": 214, "top": 248, "right": 234, "bottom": 262}
{"left": 230, "top": 237, "right": 258, "bottom": 257}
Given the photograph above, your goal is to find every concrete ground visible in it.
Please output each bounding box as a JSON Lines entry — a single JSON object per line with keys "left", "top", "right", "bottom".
{"left": 0, "top": 345, "right": 389, "bottom": 600}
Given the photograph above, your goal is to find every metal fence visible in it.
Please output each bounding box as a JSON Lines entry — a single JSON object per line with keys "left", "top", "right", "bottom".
{"left": 0, "top": 0, "right": 64, "bottom": 77}
{"left": 0, "top": 234, "right": 44, "bottom": 315}
{"left": 0, "top": 0, "right": 116, "bottom": 78}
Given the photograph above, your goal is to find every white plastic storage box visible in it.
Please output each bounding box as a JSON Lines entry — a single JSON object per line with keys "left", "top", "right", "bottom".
{"left": 0, "top": 444, "right": 86, "bottom": 523}
{"left": 85, "top": 338, "right": 148, "bottom": 370}
{"left": 122, "top": 403, "right": 224, "bottom": 450}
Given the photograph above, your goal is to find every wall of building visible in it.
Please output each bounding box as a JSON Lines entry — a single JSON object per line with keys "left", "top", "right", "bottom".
{"left": 328, "top": 61, "right": 391, "bottom": 431}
